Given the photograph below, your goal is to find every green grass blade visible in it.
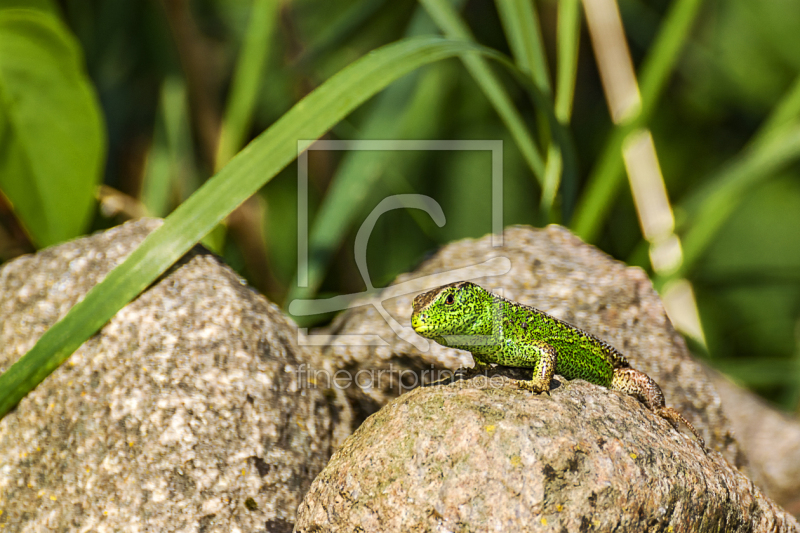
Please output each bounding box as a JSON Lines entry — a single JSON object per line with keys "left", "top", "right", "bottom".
{"left": 286, "top": 65, "right": 457, "bottom": 308}
{"left": 142, "top": 76, "right": 197, "bottom": 217}
{"left": 627, "top": 74, "right": 800, "bottom": 278}
{"left": 570, "top": 0, "right": 705, "bottom": 242}
{"left": 283, "top": 4, "right": 463, "bottom": 306}
{"left": 487, "top": 40, "right": 580, "bottom": 222}
{"left": 636, "top": 0, "right": 705, "bottom": 120}
{"left": 420, "top": 0, "right": 546, "bottom": 185}
{"left": 552, "top": 0, "right": 581, "bottom": 218}
{"left": 554, "top": 0, "right": 579, "bottom": 124}
{"left": 293, "top": 0, "right": 389, "bottom": 67}
{"left": 493, "top": 0, "right": 562, "bottom": 214}
{"left": 288, "top": 91, "right": 415, "bottom": 306}
{"left": 540, "top": 144, "right": 562, "bottom": 212}
{"left": 215, "top": 0, "right": 280, "bottom": 169}
{"left": 668, "top": 75, "right": 800, "bottom": 274}
{"left": 0, "top": 37, "right": 496, "bottom": 420}
{"left": 681, "top": 75, "right": 800, "bottom": 219}
{"left": 679, "top": 124, "right": 800, "bottom": 274}
{"left": 492, "top": 50, "right": 579, "bottom": 222}
{"left": 494, "top": 0, "right": 551, "bottom": 95}
{"left": 712, "top": 358, "right": 800, "bottom": 388}
{"left": 751, "top": 75, "right": 800, "bottom": 149}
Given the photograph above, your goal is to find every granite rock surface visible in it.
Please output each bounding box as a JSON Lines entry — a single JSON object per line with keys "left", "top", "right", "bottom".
{"left": 0, "top": 219, "right": 350, "bottom": 532}
{"left": 296, "top": 376, "right": 799, "bottom": 532}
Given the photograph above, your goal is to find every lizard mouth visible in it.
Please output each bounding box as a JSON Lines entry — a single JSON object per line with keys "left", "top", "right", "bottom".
{"left": 411, "top": 313, "right": 428, "bottom": 333}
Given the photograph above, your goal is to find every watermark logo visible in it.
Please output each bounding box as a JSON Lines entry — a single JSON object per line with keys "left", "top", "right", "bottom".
{"left": 297, "top": 363, "right": 511, "bottom": 393}
{"left": 288, "top": 140, "right": 509, "bottom": 350}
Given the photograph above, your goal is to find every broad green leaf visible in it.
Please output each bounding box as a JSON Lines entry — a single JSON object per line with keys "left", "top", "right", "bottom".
{"left": 0, "top": 8, "right": 105, "bottom": 247}
{"left": 0, "top": 37, "right": 502, "bottom": 419}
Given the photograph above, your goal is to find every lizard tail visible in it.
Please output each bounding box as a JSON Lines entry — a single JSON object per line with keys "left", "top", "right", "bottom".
{"left": 612, "top": 368, "right": 705, "bottom": 449}
{"left": 654, "top": 406, "right": 705, "bottom": 449}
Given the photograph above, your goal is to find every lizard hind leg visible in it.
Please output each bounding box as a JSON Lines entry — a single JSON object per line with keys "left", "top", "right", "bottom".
{"left": 612, "top": 368, "right": 705, "bottom": 449}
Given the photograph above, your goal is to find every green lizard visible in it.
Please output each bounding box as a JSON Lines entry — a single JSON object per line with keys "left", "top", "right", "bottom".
{"left": 410, "top": 281, "right": 704, "bottom": 447}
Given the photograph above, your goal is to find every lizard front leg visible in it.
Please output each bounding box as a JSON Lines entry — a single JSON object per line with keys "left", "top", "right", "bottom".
{"left": 612, "top": 368, "right": 704, "bottom": 448}
{"left": 512, "top": 340, "right": 558, "bottom": 394}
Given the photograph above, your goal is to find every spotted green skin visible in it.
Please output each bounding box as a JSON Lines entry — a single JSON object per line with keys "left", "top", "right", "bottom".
{"left": 411, "top": 281, "right": 706, "bottom": 448}
{"left": 411, "top": 281, "right": 628, "bottom": 387}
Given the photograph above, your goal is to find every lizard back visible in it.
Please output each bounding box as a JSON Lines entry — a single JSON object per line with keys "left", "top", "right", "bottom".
{"left": 497, "top": 296, "right": 630, "bottom": 387}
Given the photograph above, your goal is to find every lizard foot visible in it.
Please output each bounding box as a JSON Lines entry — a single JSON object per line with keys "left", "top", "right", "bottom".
{"left": 517, "top": 380, "right": 550, "bottom": 395}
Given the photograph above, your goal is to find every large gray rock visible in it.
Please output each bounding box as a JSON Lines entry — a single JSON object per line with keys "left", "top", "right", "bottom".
{"left": 707, "top": 368, "right": 800, "bottom": 516}
{"left": 295, "top": 376, "right": 799, "bottom": 532}
{"left": 0, "top": 219, "right": 351, "bottom": 532}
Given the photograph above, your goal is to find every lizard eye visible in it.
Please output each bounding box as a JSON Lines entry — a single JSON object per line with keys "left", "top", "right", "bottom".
{"left": 444, "top": 294, "right": 455, "bottom": 305}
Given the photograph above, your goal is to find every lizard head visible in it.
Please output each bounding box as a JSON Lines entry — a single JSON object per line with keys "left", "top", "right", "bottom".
{"left": 410, "top": 281, "right": 490, "bottom": 338}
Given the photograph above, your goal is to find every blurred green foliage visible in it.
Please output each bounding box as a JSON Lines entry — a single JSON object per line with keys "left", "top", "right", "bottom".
{"left": 0, "top": 0, "right": 799, "bottom": 411}
{"left": 0, "top": 0, "right": 104, "bottom": 247}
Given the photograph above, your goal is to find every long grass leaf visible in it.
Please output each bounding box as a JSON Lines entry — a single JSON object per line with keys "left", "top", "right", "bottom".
{"left": 494, "top": 0, "right": 550, "bottom": 95}
{"left": 285, "top": 6, "right": 460, "bottom": 306}
{"left": 750, "top": 75, "right": 800, "bottom": 150}
{"left": 680, "top": 76, "right": 800, "bottom": 221}
{"left": 713, "top": 358, "right": 800, "bottom": 387}
{"left": 215, "top": 0, "right": 280, "bottom": 169}
{"left": 554, "top": 0, "right": 579, "bottom": 124}
{"left": 494, "top": 0, "right": 562, "bottom": 215}
{"left": 420, "top": 0, "right": 546, "bottom": 184}
{"left": 0, "top": 37, "right": 498, "bottom": 419}
{"left": 142, "top": 77, "right": 196, "bottom": 217}
{"left": 679, "top": 125, "right": 800, "bottom": 274}
{"left": 570, "top": 0, "right": 705, "bottom": 242}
